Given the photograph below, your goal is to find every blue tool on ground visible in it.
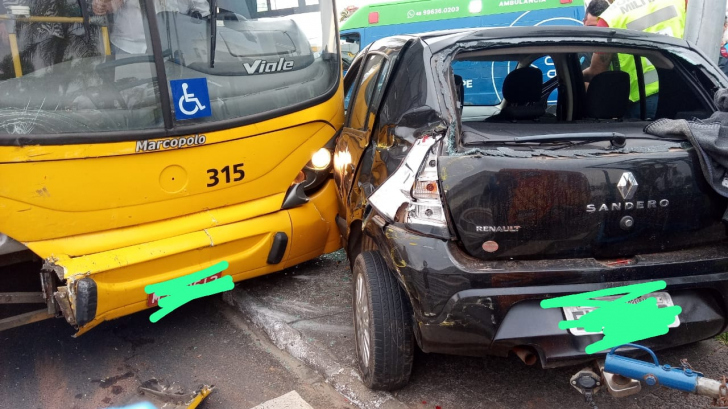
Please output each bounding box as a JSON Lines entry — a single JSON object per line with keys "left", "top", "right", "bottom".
{"left": 605, "top": 343, "right": 703, "bottom": 391}
{"left": 604, "top": 343, "right": 727, "bottom": 406}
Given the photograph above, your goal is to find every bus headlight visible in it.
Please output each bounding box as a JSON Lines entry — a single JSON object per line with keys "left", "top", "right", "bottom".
{"left": 290, "top": 146, "right": 335, "bottom": 196}
{"left": 311, "top": 148, "right": 332, "bottom": 170}
{"left": 287, "top": 136, "right": 337, "bottom": 203}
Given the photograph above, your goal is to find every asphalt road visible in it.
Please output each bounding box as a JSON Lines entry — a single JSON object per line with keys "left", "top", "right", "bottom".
{"left": 233, "top": 249, "right": 728, "bottom": 409}
{"left": 2, "top": 251, "right": 727, "bottom": 409}
{"left": 0, "top": 293, "right": 353, "bottom": 409}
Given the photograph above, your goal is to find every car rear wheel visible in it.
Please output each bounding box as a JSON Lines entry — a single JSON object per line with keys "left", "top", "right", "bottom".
{"left": 352, "top": 251, "right": 414, "bottom": 391}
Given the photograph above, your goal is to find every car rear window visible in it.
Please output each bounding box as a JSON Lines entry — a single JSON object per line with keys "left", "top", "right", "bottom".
{"left": 452, "top": 47, "right": 714, "bottom": 127}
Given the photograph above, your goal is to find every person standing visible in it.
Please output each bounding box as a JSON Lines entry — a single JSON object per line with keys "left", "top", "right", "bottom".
{"left": 719, "top": 15, "right": 728, "bottom": 77}
{"left": 581, "top": 0, "right": 613, "bottom": 72}
{"left": 92, "top": 0, "right": 210, "bottom": 54}
{"left": 584, "top": 0, "right": 611, "bottom": 26}
{"left": 582, "top": 0, "right": 688, "bottom": 119}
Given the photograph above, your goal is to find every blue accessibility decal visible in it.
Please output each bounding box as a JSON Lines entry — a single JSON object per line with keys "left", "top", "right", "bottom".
{"left": 170, "top": 78, "right": 212, "bottom": 120}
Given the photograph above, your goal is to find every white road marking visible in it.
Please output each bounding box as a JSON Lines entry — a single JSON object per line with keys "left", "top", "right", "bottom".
{"left": 250, "top": 391, "right": 314, "bottom": 409}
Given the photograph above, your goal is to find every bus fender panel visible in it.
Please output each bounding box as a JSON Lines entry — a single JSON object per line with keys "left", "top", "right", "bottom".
{"left": 281, "top": 183, "right": 310, "bottom": 210}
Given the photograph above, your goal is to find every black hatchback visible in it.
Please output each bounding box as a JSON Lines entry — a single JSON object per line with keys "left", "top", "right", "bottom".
{"left": 333, "top": 26, "right": 728, "bottom": 390}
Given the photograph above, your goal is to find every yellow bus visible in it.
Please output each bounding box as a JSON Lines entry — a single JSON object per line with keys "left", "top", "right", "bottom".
{"left": 0, "top": 0, "right": 342, "bottom": 335}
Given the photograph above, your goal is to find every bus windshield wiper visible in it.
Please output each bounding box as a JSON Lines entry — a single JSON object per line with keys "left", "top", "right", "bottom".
{"left": 510, "top": 132, "right": 627, "bottom": 147}
{"left": 209, "top": 0, "right": 217, "bottom": 68}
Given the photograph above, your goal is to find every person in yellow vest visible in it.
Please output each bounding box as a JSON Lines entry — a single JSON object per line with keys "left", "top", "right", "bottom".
{"left": 583, "top": 0, "right": 687, "bottom": 119}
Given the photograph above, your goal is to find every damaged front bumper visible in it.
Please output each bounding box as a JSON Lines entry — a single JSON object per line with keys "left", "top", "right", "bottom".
{"left": 17, "top": 180, "right": 340, "bottom": 336}
{"left": 368, "top": 221, "right": 728, "bottom": 368}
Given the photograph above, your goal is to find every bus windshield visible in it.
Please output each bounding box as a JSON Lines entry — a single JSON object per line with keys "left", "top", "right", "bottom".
{"left": 0, "top": 0, "right": 337, "bottom": 136}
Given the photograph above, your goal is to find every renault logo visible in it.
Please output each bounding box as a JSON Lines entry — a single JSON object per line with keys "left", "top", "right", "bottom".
{"left": 617, "top": 172, "right": 638, "bottom": 200}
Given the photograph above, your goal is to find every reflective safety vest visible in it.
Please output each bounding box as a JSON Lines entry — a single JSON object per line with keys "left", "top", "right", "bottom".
{"left": 600, "top": 0, "right": 686, "bottom": 102}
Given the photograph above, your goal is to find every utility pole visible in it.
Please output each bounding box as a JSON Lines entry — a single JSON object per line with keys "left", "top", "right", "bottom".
{"left": 683, "top": 0, "right": 727, "bottom": 64}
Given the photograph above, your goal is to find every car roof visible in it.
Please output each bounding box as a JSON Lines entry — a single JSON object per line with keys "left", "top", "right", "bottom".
{"left": 373, "top": 26, "right": 692, "bottom": 54}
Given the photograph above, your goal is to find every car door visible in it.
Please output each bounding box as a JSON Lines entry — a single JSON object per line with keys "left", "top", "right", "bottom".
{"left": 334, "top": 51, "right": 392, "bottom": 208}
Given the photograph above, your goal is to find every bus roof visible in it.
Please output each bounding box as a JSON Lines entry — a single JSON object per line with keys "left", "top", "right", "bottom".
{"left": 340, "top": 0, "right": 585, "bottom": 31}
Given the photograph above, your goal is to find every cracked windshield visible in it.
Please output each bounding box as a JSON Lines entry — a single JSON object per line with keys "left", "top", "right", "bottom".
{"left": 0, "top": 0, "right": 336, "bottom": 134}
{"left": 2, "top": 0, "right": 728, "bottom": 408}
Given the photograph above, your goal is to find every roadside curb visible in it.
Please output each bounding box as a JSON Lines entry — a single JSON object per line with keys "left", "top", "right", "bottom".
{"left": 223, "top": 289, "right": 410, "bottom": 409}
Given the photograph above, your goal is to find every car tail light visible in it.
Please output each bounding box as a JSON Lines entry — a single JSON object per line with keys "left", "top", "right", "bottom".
{"left": 407, "top": 150, "right": 447, "bottom": 227}
{"left": 411, "top": 162, "right": 440, "bottom": 199}
{"left": 368, "top": 133, "right": 449, "bottom": 238}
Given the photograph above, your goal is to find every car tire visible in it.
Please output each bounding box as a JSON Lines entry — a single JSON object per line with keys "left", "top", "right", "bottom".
{"left": 352, "top": 251, "right": 414, "bottom": 391}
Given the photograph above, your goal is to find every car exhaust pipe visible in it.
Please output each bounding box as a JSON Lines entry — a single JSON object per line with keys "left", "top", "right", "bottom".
{"left": 512, "top": 346, "right": 537, "bottom": 366}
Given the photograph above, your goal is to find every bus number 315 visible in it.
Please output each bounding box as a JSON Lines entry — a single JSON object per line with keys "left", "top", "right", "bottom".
{"left": 207, "top": 163, "right": 245, "bottom": 187}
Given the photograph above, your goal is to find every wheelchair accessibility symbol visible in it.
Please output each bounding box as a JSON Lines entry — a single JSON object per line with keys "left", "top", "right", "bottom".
{"left": 170, "top": 78, "right": 212, "bottom": 120}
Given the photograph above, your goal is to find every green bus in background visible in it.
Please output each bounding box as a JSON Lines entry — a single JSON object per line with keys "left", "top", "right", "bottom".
{"left": 340, "top": 0, "right": 585, "bottom": 105}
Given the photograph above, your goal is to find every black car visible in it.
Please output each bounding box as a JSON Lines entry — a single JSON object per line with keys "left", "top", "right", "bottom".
{"left": 333, "top": 26, "right": 728, "bottom": 391}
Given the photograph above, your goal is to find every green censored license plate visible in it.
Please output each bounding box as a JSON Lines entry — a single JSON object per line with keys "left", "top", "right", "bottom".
{"left": 562, "top": 291, "right": 681, "bottom": 336}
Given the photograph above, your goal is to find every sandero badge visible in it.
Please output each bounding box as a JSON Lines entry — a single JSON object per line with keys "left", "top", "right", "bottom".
{"left": 586, "top": 172, "right": 669, "bottom": 213}
{"left": 334, "top": 26, "right": 728, "bottom": 391}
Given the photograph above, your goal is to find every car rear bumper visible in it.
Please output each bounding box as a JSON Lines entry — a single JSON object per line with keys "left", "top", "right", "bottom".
{"left": 369, "top": 222, "right": 728, "bottom": 368}
{"left": 416, "top": 285, "right": 726, "bottom": 368}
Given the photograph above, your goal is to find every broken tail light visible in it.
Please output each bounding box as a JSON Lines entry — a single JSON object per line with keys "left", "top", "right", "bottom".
{"left": 407, "top": 149, "right": 447, "bottom": 228}
{"left": 368, "top": 133, "right": 449, "bottom": 239}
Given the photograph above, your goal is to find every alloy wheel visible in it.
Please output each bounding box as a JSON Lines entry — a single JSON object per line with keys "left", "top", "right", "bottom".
{"left": 355, "top": 272, "right": 371, "bottom": 368}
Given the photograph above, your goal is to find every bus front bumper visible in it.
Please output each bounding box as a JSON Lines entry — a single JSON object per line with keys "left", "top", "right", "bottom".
{"left": 32, "top": 180, "right": 341, "bottom": 336}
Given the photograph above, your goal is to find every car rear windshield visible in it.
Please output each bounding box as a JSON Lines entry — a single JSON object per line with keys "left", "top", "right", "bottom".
{"left": 450, "top": 44, "right": 722, "bottom": 144}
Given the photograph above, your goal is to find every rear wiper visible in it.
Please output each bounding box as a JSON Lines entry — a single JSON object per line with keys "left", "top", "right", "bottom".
{"left": 511, "top": 132, "right": 627, "bottom": 148}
